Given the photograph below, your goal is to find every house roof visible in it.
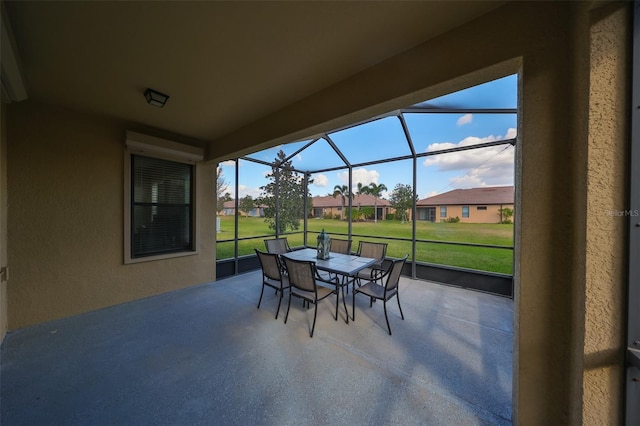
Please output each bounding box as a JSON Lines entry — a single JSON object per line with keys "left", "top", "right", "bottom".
{"left": 312, "top": 194, "right": 390, "bottom": 208}
{"left": 417, "top": 186, "right": 514, "bottom": 206}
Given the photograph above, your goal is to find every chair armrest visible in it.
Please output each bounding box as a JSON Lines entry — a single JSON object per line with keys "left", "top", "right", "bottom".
{"left": 371, "top": 258, "right": 394, "bottom": 280}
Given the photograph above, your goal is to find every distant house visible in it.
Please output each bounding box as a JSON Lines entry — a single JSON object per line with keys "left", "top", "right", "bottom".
{"left": 220, "top": 200, "right": 265, "bottom": 217}
{"left": 311, "top": 194, "right": 392, "bottom": 220}
{"left": 416, "top": 186, "right": 514, "bottom": 223}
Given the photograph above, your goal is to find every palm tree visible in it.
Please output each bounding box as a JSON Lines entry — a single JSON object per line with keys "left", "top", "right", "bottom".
{"left": 367, "top": 182, "right": 387, "bottom": 223}
{"left": 332, "top": 184, "right": 351, "bottom": 220}
{"left": 356, "top": 182, "right": 368, "bottom": 210}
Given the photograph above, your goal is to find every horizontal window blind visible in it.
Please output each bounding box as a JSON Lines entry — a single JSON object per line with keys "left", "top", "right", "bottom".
{"left": 131, "top": 155, "right": 193, "bottom": 258}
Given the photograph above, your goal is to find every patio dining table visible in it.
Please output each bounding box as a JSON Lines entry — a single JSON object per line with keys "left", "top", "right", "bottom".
{"left": 281, "top": 248, "right": 377, "bottom": 323}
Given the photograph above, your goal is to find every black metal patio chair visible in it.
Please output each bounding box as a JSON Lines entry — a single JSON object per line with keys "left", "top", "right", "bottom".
{"left": 282, "top": 257, "right": 338, "bottom": 338}
{"left": 264, "top": 237, "right": 292, "bottom": 254}
{"left": 255, "top": 249, "right": 289, "bottom": 319}
{"left": 329, "top": 238, "right": 351, "bottom": 255}
{"left": 353, "top": 255, "right": 408, "bottom": 335}
{"left": 355, "top": 241, "right": 388, "bottom": 286}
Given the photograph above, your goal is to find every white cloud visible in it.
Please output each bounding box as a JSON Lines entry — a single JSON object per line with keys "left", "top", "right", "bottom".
{"left": 238, "top": 184, "right": 262, "bottom": 199}
{"left": 457, "top": 113, "right": 473, "bottom": 126}
{"left": 422, "top": 128, "right": 516, "bottom": 188}
{"left": 220, "top": 160, "right": 236, "bottom": 167}
{"left": 337, "top": 168, "right": 379, "bottom": 187}
{"left": 448, "top": 174, "right": 488, "bottom": 188}
{"left": 313, "top": 174, "right": 328, "bottom": 187}
{"left": 425, "top": 128, "right": 517, "bottom": 155}
{"left": 421, "top": 190, "right": 440, "bottom": 199}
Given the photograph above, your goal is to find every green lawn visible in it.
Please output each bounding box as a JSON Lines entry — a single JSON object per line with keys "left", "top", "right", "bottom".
{"left": 216, "top": 216, "right": 514, "bottom": 274}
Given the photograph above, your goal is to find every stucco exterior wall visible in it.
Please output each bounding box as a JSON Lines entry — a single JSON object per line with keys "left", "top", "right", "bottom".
{"left": 430, "top": 204, "right": 513, "bottom": 223}
{"left": 6, "top": 102, "right": 216, "bottom": 329}
{"left": 583, "top": 5, "right": 628, "bottom": 424}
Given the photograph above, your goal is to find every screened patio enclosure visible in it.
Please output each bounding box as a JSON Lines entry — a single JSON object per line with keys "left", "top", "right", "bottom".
{"left": 217, "top": 75, "right": 517, "bottom": 297}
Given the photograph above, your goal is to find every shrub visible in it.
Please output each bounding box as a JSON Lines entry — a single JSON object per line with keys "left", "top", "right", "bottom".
{"left": 498, "top": 207, "right": 514, "bottom": 223}
{"left": 359, "top": 206, "right": 374, "bottom": 220}
{"left": 443, "top": 216, "right": 460, "bottom": 223}
{"left": 386, "top": 213, "right": 395, "bottom": 221}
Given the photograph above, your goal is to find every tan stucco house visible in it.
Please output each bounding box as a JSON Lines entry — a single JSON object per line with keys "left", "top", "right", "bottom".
{"left": 311, "top": 194, "right": 391, "bottom": 220}
{"left": 417, "top": 186, "right": 514, "bottom": 223}
{"left": 220, "top": 200, "right": 265, "bottom": 217}
{"left": 0, "top": 1, "right": 636, "bottom": 424}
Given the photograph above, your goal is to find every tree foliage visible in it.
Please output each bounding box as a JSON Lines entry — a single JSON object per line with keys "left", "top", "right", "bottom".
{"left": 258, "top": 150, "right": 310, "bottom": 234}
{"left": 498, "top": 207, "right": 514, "bottom": 224}
{"left": 365, "top": 182, "right": 387, "bottom": 222}
{"left": 239, "top": 195, "right": 255, "bottom": 216}
{"left": 389, "top": 183, "right": 416, "bottom": 223}
{"left": 332, "top": 185, "right": 352, "bottom": 220}
{"left": 216, "top": 167, "right": 229, "bottom": 213}
{"left": 345, "top": 206, "right": 373, "bottom": 221}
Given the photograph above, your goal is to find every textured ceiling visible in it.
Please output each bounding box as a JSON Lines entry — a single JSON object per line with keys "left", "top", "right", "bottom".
{"left": 4, "top": 1, "right": 504, "bottom": 143}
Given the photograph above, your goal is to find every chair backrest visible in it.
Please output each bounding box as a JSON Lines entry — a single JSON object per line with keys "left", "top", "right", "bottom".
{"left": 264, "top": 238, "right": 291, "bottom": 254}
{"left": 329, "top": 238, "right": 351, "bottom": 254}
{"left": 283, "top": 258, "right": 317, "bottom": 293}
{"left": 385, "top": 255, "right": 408, "bottom": 292}
{"left": 357, "top": 241, "right": 387, "bottom": 262}
{"left": 255, "top": 249, "right": 282, "bottom": 281}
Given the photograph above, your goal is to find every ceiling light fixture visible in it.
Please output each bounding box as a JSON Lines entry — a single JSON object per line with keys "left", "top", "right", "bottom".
{"left": 144, "top": 88, "right": 169, "bottom": 108}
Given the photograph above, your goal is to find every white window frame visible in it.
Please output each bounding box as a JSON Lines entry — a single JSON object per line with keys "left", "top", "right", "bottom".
{"left": 124, "top": 132, "right": 203, "bottom": 264}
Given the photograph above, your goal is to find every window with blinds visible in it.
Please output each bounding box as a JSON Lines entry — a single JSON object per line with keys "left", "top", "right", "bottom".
{"left": 131, "top": 155, "right": 194, "bottom": 258}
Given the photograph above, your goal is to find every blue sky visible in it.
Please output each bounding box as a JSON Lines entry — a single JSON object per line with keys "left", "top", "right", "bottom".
{"left": 219, "top": 74, "right": 517, "bottom": 201}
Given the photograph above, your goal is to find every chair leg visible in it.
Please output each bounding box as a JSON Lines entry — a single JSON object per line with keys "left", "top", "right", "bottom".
{"left": 284, "top": 290, "right": 293, "bottom": 324}
{"left": 310, "top": 299, "right": 318, "bottom": 338}
{"left": 257, "top": 283, "right": 265, "bottom": 310}
{"left": 383, "top": 300, "right": 392, "bottom": 335}
{"left": 396, "top": 293, "right": 405, "bottom": 320}
{"left": 275, "top": 288, "right": 283, "bottom": 320}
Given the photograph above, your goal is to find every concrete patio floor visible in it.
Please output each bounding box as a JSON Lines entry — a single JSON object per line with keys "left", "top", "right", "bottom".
{"left": 1, "top": 271, "right": 514, "bottom": 425}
